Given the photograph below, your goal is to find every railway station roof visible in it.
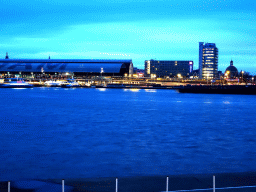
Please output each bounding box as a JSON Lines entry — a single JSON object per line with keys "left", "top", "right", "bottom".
{"left": 0, "top": 59, "right": 132, "bottom": 73}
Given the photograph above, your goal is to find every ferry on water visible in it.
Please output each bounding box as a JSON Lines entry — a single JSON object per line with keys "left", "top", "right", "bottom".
{"left": 61, "top": 79, "right": 80, "bottom": 88}
{"left": 0, "top": 78, "right": 34, "bottom": 88}
{"left": 44, "top": 80, "right": 63, "bottom": 87}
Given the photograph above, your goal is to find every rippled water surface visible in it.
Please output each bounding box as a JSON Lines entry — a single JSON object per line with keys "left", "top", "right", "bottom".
{"left": 1, "top": 88, "right": 256, "bottom": 180}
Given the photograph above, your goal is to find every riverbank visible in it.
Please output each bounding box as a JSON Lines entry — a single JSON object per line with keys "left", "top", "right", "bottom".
{"left": 1, "top": 172, "right": 256, "bottom": 192}
{"left": 177, "top": 85, "right": 256, "bottom": 94}
{"left": 51, "top": 172, "right": 256, "bottom": 192}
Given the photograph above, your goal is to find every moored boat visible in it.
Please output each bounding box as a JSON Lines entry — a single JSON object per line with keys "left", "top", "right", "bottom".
{"left": 44, "top": 80, "right": 63, "bottom": 87}
{"left": 61, "top": 79, "right": 80, "bottom": 88}
{"left": 0, "top": 78, "right": 34, "bottom": 88}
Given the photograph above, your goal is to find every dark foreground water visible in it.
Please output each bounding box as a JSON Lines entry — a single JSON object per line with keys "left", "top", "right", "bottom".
{"left": 0, "top": 88, "right": 256, "bottom": 180}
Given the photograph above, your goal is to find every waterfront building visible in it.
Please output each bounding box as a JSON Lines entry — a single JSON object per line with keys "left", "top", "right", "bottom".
{"left": 144, "top": 60, "right": 193, "bottom": 78}
{"left": 199, "top": 42, "right": 218, "bottom": 79}
{"left": 225, "top": 60, "right": 238, "bottom": 78}
{"left": 191, "top": 69, "right": 199, "bottom": 79}
{"left": 0, "top": 54, "right": 133, "bottom": 77}
{"left": 136, "top": 69, "right": 144, "bottom": 78}
{"left": 133, "top": 67, "right": 144, "bottom": 78}
{"left": 218, "top": 71, "right": 223, "bottom": 77}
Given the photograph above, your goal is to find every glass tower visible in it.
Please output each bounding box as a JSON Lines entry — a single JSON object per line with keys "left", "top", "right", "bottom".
{"left": 199, "top": 42, "right": 218, "bottom": 79}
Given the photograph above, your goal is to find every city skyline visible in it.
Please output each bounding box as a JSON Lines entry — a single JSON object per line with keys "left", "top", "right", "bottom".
{"left": 1, "top": 0, "right": 255, "bottom": 74}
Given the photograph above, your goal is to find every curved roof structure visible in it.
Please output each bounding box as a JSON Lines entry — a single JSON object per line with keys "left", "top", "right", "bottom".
{"left": 0, "top": 59, "right": 131, "bottom": 63}
{"left": 0, "top": 59, "right": 132, "bottom": 74}
{"left": 225, "top": 65, "right": 238, "bottom": 74}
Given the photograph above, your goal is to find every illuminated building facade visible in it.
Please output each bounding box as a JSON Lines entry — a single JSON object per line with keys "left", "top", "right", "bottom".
{"left": 199, "top": 42, "right": 218, "bottom": 79}
{"left": 144, "top": 60, "right": 193, "bottom": 78}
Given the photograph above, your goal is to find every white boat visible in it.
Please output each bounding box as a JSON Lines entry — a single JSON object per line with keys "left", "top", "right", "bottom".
{"left": 61, "top": 79, "right": 80, "bottom": 88}
{"left": 0, "top": 78, "right": 34, "bottom": 88}
{"left": 44, "top": 80, "right": 63, "bottom": 87}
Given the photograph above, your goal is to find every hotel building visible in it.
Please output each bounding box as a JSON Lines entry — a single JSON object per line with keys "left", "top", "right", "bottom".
{"left": 144, "top": 60, "right": 193, "bottom": 78}
{"left": 199, "top": 42, "right": 218, "bottom": 79}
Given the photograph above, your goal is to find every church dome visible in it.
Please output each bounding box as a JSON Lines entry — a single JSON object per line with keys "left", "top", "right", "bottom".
{"left": 225, "top": 60, "right": 238, "bottom": 78}
{"left": 225, "top": 65, "right": 238, "bottom": 73}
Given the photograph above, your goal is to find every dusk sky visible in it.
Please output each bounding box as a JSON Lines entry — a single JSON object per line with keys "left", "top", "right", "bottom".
{"left": 1, "top": 0, "right": 255, "bottom": 73}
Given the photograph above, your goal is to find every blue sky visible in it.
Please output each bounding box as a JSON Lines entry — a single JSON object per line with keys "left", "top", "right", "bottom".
{"left": 1, "top": 0, "right": 256, "bottom": 73}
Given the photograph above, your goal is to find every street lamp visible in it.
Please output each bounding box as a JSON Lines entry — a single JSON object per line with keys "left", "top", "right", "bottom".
{"left": 151, "top": 74, "right": 156, "bottom": 79}
{"left": 100, "top": 68, "right": 104, "bottom": 85}
{"left": 207, "top": 73, "right": 209, "bottom": 85}
{"left": 177, "top": 74, "right": 182, "bottom": 85}
{"left": 225, "top": 71, "right": 230, "bottom": 78}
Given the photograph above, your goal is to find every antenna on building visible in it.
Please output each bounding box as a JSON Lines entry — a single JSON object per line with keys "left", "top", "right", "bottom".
{"left": 49, "top": 55, "right": 51, "bottom": 59}
{"left": 5, "top": 52, "right": 9, "bottom": 59}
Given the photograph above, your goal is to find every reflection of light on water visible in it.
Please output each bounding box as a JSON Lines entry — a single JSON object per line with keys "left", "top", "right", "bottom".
{"left": 177, "top": 101, "right": 182, "bottom": 102}
{"left": 98, "top": 88, "right": 106, "bottom": 91}
{"left": 223, "top": 101, "right": 230, "bottom": 104}
{"left": 145, "top": 89, "right": 156, "bottom": 92}
{"left": 64, "top": 88, "right": 76, "bottom": 90}
{"left": 130, "top": 89, "right": 140, "bottom": 92}
{"left": 123, "top": 89, "right": 129, "bottom": 91}
{"left": 12, "top": 88, "right": 27, "bottom": 90}
{"left": 204, "top": 102, "right": 212, "bottom": 104}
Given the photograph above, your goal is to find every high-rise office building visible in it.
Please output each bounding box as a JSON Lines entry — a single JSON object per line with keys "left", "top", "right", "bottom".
{"left": 199, "top": 42, "right": 218, "bottom": 79}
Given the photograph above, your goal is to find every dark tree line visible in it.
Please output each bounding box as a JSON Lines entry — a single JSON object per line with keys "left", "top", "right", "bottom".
{"left": 238, "top": 71, "right": 256, "bottom": 83}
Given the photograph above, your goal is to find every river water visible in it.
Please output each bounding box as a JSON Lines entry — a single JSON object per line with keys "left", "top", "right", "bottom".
{"left": 0, "top": 88, "right": 256, "bottom": 180}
